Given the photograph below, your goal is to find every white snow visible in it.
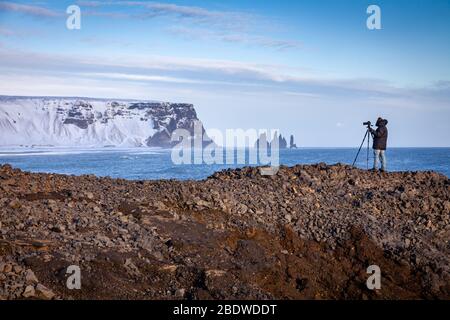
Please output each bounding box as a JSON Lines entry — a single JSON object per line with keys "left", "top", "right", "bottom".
{"left": 0, "top": 96, "right": 162, "bottom": 147}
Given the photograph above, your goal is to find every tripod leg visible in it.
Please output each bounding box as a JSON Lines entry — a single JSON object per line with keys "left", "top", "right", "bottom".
{"left": 367, "top": 130, "right": 370, "bottom": 169}
{"left": 352, "top": 129, "right": 368, "bottom": 167}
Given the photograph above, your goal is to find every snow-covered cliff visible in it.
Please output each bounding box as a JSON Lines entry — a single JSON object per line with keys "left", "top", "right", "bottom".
{"left": 0, "top": 96, "right": 206, "bottom": 147}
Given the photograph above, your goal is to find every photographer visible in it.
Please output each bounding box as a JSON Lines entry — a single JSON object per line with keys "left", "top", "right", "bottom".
{"left": 369, "top": 117, "right": 389, "bottom": 172}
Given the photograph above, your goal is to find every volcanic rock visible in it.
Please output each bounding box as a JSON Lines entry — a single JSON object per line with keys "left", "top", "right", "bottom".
{"left": 0, "top": 163, "right": 449, "bottom": 300}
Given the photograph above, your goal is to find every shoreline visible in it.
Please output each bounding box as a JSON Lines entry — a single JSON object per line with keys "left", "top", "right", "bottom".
{"left": 0, "top": 163, "right": 449, "bottom": 299}
{"left": 1, "top": 148, "right": 449, "bottom": 181}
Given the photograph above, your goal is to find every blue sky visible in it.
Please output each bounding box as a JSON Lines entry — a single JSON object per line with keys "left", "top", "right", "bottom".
{"left": 0, "top": 0, "right": 449, "bottom": 146}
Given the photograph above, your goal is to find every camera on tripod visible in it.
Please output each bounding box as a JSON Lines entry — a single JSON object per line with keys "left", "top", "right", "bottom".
{"left": 352, "top": 120, "right": 373, "bottom": 168}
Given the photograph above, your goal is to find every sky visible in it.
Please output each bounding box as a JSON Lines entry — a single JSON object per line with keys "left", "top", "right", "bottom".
{"left": 0, "top": 0, "right": 449, "bottom": 147}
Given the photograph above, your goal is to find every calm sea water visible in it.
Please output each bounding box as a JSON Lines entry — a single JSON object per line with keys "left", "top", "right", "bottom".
{"left": 0, "top": 147, "right": 448, "bottom": 180}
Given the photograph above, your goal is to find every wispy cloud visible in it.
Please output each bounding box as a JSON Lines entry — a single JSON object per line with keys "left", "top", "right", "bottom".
{"left": 222, "top": 34, "right": 302, "bottom": 50}
{"left": 0, "top": 1, "right": 60, "bottom": 17}
{"left": 283, "top": 91, "right": 321, "bottom": 98}
{"left": 83, "top": 10, "right": 130, "bottom": 19}
{"left": 80, "top": 36, "right": 132, "bottom": 47}
{"left": 1, "top": 45, "right": 448, "bottom": 108}
{"left": 138, "top": 2, "right": 239, "bottom": 20}
{"left": 81, "top": 72, "right": 206, "bottom": 84}
{"left": 77, "top": 1, "right": 251, "bottom": 24}
{"left": 169, "top": 26, "right": 302, "bottom": 50}
{"left": 77, "top": 0, "right": 255, "bottom": 32}
{"left": 76, "top": 1, "right": 300, "bottom": 50}
{"left": 0, "top": 25, "right": 40, "bottom": 38}
{"left": 75, "top": 0, "right": 104, "bottom": 7}
{"left": 0, "top": 26, "right": 15, "bottom": 36}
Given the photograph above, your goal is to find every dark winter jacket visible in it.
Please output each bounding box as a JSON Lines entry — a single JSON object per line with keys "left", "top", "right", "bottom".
{"left": 370, "top": 118, "right": 388, "bottom": 150}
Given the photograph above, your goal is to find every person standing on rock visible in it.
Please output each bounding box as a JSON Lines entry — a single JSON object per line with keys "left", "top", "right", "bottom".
{"left": 369, "top": 117, "right": 388, "bottom": 172}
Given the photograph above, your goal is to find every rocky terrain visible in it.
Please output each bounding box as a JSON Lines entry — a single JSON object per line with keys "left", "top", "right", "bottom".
{"left": 0, "top": 163, "right": 449, "bottom": 300}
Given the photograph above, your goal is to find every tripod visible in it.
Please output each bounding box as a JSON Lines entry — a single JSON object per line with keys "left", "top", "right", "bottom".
{"left": 352, "top": 126, "right": 372, "bottom": 169}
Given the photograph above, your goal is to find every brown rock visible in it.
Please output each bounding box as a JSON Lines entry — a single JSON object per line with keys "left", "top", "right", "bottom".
{"left": 22, "top": 285, "right": 35, "bottom": 298}
{"left": 3, "top": 264, "right": 12, "bottom": 273}
{"left": 9, "top": 199, "right": 22, "bottom": 209}
{"left": 25, "top": 269, "right": 39, "bottom": 284}
{"left": 13, "top": 265, "right": 22, "bottom": 273}
{"left": 35, "top": 284, "right": 55, "bottom": 300}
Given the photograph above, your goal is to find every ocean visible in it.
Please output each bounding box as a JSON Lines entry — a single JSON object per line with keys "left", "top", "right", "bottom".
{"left": 0, "top": 147, "right": 448, "bottom": 180}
